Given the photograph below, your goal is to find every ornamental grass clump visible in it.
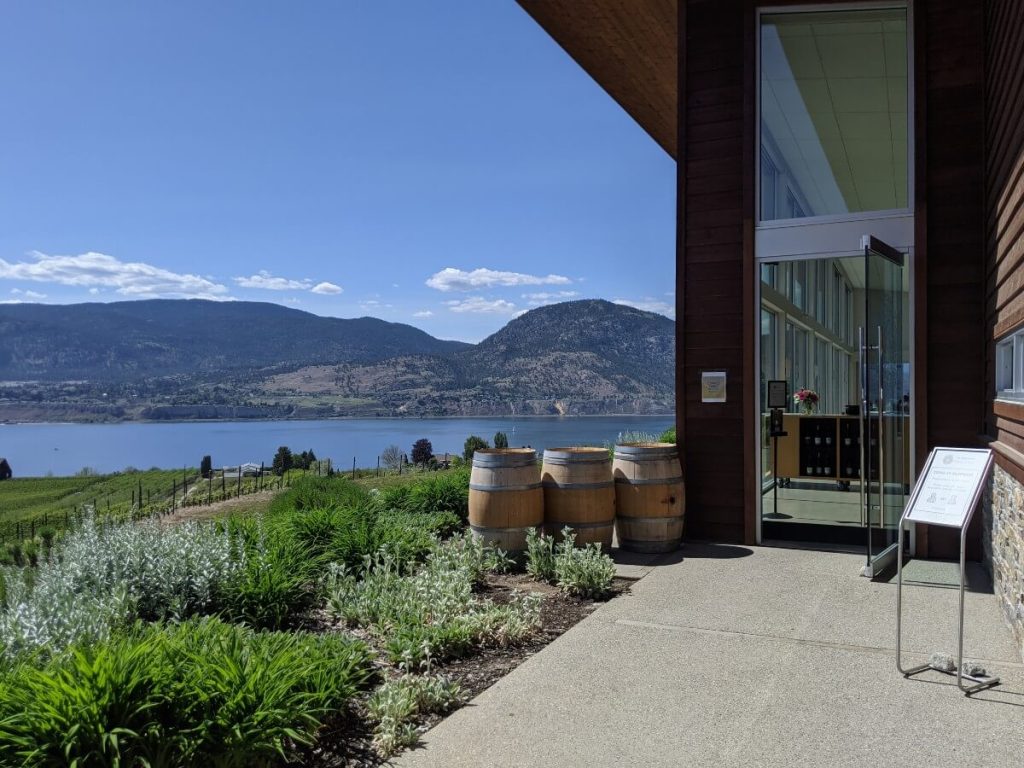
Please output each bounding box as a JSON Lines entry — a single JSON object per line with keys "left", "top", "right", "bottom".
{"left": 0, "top": 617, "right": 375, "bottom": 768}
{"left": 326, "top": 534, "right": 537, "bottom": 670}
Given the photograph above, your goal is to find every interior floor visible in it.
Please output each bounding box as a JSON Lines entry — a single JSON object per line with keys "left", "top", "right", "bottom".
{"left": 761, "top": 480, "right": 905, "bottom": 527}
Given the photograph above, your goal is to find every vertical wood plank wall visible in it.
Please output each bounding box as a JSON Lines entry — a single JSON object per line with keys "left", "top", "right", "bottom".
{"left": 985, "top": 0, "right": 1024, "bottom": 484}
{"left": 679, "top": 0, "right": 749, "bottom": 542}
{"left": 920, "top": 0, "right": 987, "bottom": 558}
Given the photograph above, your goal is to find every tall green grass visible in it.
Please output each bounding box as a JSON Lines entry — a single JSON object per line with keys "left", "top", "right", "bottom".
{"left": 0, "top": 617, "right": 375, "bottom": 768}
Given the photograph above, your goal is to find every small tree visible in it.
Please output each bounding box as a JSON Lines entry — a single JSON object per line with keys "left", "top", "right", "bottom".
{"left": 200, "top": 455, "right": 213, "bottom": 479}
{"left": 382, "top": 444, "right": 403, "bottom": 470}
{"left": 493, "top": 431, "right": 509, "bottom": 449}
{"left": 411, "top": 438, "right": 433, "bottom": 467}
{"left": 272, "top": 446, "right": 293, "bottom": 476}
{"left": 463, "top": 435, "right": 489, "bottom": 461}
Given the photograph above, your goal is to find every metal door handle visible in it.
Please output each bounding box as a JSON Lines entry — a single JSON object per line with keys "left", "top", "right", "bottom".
{"left": 877, "top": 326, "right": 885, "bottom": 529}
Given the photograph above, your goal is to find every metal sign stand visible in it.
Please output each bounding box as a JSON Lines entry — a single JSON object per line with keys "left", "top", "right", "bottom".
{"left": 896, "top": 447, "right": 998, "bottom": 695}
{"left": 764, "top": 407, "right": 789, "bottom": 520}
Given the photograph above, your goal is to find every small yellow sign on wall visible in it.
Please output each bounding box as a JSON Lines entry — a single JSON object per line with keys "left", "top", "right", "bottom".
{"left": 701, "top": 371, "right": 727, "bottom": 403}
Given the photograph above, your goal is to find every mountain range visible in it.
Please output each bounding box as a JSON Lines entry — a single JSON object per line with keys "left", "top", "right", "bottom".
{"left": 0, "top": 299, "right": 675, "bottom": 421}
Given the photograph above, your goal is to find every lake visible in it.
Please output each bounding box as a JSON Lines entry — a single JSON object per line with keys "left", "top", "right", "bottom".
{"left": 0, "top": 416, "right": 674, "bottom": 477}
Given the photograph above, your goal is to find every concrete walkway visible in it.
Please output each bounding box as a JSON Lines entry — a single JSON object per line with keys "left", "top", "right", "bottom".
{"left": 397, "top": 543, "right": 1024, "bottom": 768}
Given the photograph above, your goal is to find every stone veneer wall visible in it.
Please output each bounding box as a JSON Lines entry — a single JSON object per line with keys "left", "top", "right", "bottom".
{"left": 983, "top": 465, "right": 1024, "bottom": 659}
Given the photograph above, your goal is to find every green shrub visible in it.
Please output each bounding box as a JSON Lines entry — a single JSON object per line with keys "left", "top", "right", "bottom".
{"left": 0, "top": 618, "right": 375, "bottom": 768}
{"left": 326, "top": 535, "right": 538, "bottom": 670}
{"left": 367, "top": 674, "right": 462, "bottom": 757}
{"left": 659, "top": 425, "right": 677, "bottom": 444}
{"left": 525, "top": 527, "right": 557, "bottom": 583}
{"left": 0, "top": 516, "right": 241, "bottom": 663}
{"left": 526, "top": 528, "right": 617, "bottom": 599}
{"left": 403, "top": 469, "right": 470, "bottom": 521}
{"left": 267, "top": 475, "right": 369, "bottom": 518}
{"left": 553, "top": 530, "right": 616, "bottom": 599}
{"left": 221, "top": 531, "right": 315, "bottom": 630}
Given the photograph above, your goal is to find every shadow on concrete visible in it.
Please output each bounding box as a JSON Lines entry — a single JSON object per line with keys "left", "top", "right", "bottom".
{"left": 680, "top": 542, "right": 755, "bottom": 559}
{"left": 879, "top": 559, "right": 994, "bottom": 594}
{"left": 905, "top": 675, "right": 1024, "bottom": 708}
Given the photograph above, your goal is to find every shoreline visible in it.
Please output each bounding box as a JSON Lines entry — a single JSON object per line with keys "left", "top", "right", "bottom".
{"left": 1, "top": 412, "right": 676, "bottom": 427}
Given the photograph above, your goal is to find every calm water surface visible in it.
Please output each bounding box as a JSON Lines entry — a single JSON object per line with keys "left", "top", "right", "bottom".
{"left": 1, "top": 416, "right": 673, "bottom": 477}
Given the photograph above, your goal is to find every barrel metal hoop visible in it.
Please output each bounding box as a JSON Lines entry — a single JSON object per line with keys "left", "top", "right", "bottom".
{"left": 613, "top": 453, "right": 679, "bottom": 463}
{"left": 472, "top": 459, "right": 537, "bottom": 469}
{"left": 470, "top": 524, "right": 541, "bottom": 535}
{"left": 543, "top": 456, "right": 610, "bottom": 466}
{"left": 616, "top": 514, "right": 685, "bottom": 523}
{"left": 469, "top": 482, "right": 543, "bottom": 492}
{"left": 545, "top": 519, "right": 614, "bottom": 530}
{"left": 614, "top": 476, "right": 684, "bottom": 486}
{"left": 541, "top": 480, "right": 614, "bottom": 490}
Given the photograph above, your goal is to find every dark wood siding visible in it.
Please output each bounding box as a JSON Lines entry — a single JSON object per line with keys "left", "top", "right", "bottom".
{"left": 917, "top": 0, "right": 987, "bottom": 558}
{"left": 677, "top": 0, "right": 750, "bottom": 543}
{"left": 985, "top": 0, "right": 1024, "bottom": 488}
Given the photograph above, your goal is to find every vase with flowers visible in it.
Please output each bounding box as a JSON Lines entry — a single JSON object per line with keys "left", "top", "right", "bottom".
{"left": 794, "top": 388, "right": 819, "bottom": 415}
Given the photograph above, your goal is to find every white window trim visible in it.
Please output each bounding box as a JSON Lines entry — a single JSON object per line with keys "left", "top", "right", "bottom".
{"left": 995, "top": 330, "right": 1024, "bottom": 402}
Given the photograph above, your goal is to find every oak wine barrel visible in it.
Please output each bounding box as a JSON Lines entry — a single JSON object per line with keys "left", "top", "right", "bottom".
{"left": 612, "top": 442, "right": 684, "bottom": 553}
{"left": 469, "top": 448, "right": 543, "bottom": 556}
{"left": 541, "top": 447, "right": 615, "bottom": 550}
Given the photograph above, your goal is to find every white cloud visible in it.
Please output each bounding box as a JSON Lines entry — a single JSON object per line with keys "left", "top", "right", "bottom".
{"left": 413, "top": 310, "right": 434, "bottom": 318}
{"left": 234, "top": 270, "right": 312, "bottom": 291}
{"left": 284, "top": 297, "right": 302, "bottom": 305}
{"left": 445, "top": 296, "right": 518, "bottom": 314}
{"left": 10, "top": 289, "right": 47, "bottom": 299}
{"left": 88, "top": 288, "right": 100, "bottom": 295}
{"left": 426, "top": 267, "right": 571, "bottom": 292}
{"left": 311, "top": 281, "right": 343, "bottom": 295}
{"left": 0, "top": 251, "right": 229, "bottom": 300}
{"left": 613, "top": 298, "right": 675, "bottom": 319}
{"left": 521, "top": 290, "right": 579, "bottom": 306}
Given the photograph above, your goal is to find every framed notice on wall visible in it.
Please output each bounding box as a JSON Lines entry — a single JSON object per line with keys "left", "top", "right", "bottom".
{"left": 701, "top": 371, "right": 727, "bottom": 403}
{"left": 904, "top": 447, "right": 994, "bottom": 529}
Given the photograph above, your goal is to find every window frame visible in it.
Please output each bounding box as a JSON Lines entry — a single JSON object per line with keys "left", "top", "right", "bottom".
{"left": 755, "top": 2, "right": 914, "bottom": 230}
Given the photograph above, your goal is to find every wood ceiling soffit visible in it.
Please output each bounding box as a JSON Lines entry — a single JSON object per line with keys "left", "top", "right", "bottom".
{"left": 516, "top": 0, "right": 678, "bottom": 159}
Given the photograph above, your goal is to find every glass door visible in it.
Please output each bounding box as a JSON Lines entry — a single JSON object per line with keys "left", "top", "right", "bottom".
{"left": 861, "top": 237, "right": 909, "bottom": 575}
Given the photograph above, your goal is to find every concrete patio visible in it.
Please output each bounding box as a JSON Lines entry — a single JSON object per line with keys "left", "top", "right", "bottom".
{"left": 397, "top": 543, "right": 1024, "bottom": 768}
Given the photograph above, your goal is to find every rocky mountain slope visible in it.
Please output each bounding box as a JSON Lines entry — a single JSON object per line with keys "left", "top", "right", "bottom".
{"left": 0, "top": 299, "right": 675, "bottom": 420}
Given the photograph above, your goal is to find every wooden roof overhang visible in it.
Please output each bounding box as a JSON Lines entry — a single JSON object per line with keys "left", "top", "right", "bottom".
{"left": 516, "top": 0, "right": 678, "bottom": 160}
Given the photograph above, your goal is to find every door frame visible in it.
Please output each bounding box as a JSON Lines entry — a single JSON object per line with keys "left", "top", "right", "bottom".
{"left": 753, "top": 243, "right": 916, "bottom": 555}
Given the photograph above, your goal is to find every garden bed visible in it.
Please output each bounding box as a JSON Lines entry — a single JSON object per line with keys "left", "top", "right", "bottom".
{"left": 306, "top": 573, "right": 632, "bottom": 767}
{"left": 0, "top": 471, "right": 631, "bottom": 767}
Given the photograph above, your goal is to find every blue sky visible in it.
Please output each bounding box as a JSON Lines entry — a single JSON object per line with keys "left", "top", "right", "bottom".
{"left": 0, "top": 1, "right": 675, "bottom": 342}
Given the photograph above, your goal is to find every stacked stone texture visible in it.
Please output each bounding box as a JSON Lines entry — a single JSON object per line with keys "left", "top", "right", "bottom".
{"left": 984, "top": 466, "right": 1024, "bottom": 659}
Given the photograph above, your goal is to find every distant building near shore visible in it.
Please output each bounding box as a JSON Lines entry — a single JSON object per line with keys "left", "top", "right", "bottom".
{"left": 0, "top": 458, "right": 11, "bottom": 480}
{"left": 222, "top": 462, "right": 261, "bottom": 478}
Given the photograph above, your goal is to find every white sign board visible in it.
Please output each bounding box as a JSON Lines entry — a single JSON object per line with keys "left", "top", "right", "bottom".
{"left": 701, "top": 371, "right": 727, "bottom": 403}
{"left": 904, "top": 448, "right": 993, "bottom": 528}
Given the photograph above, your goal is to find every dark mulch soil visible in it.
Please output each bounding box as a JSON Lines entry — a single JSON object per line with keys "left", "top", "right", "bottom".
{"left": 302, "top": 573, "right": 632, "bottom": 767}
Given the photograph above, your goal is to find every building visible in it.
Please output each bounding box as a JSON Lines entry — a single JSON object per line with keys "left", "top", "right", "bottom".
{"left": 518, "top": 0, "right": 1024, "bottom": 652}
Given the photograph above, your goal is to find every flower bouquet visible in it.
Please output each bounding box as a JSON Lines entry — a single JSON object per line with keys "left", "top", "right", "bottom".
{"left": 794, "top": 388, "right": 819, "bottom": 415}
